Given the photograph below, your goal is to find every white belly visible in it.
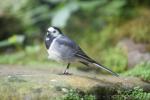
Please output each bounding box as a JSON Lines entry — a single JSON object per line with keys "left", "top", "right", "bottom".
{"left": 47, "top": 36, "right": 78, "bottom": 63}
{"left": 47, "top": 49, "right": 77, "bottom": 63}
{"left": 47, "top": 49, "right": 62, "bottom": 61}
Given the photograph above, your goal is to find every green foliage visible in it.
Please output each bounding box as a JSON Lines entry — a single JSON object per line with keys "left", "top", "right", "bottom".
{"left": 124, "top": 62, "right": 150, "bottom": 82}
{"left": 113, "top": 87, "right": 150, "bottom": 100}
{"left": 116, "top": 9, "right": 150, "bottom": 43}
{"left": 1, "top": 0, "right": 150, "bottom": 42}
{"left": 51, "top": 1, "right": 79, "bottom": 28}
{"left": 0, "top": 35, "right": 25, "bottom": 48}
{"left": 0, "top": 45, "right": 57, "bottom": 66}
{"left": 52, "top": 0, "right": 127, "bottom": 28}
{"left": 78, "top": 26, "right": 117, "bottom": 59}
{"left": 63, "top": 89, "right": 95, "bottom": 100}
{"left": 0, "top": 0, "right": 149, "bottom": 77}
{"left": 101, "top": 47, "right": 127, "bottom": 73}
{"left": 0, "top": 0, "right": 130, "bottom": 39}
{"left": 0, "top": 0, "right": 50, "bottom": 39}
{"left": 66, "top": 0, "right": 128, "bottom": 34}
{"left": 100, "top": 0, "right": 126, "bottom": 21}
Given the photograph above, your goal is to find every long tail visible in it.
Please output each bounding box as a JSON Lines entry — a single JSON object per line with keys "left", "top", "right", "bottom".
{"left": 77, "top": 54, "right": 119, "bottom": 77}
{"left": 92, "top": 62, "right": 119, "bottom": 77}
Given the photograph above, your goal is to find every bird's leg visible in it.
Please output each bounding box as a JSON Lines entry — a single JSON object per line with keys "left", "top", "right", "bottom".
{"left": 63, "top": 63, "right": 70, "bottom": 75}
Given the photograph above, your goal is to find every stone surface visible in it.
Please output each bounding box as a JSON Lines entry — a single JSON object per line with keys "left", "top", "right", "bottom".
{"left": 0, "top": 65, "right": 149, "bottom": 99}
{"left": 118, "top": 38, "right": 150, "bottom": 68}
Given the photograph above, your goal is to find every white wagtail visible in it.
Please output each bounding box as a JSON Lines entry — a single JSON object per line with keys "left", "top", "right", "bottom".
{"left": 45, "top": 26, "right": 119, "bottom": 77}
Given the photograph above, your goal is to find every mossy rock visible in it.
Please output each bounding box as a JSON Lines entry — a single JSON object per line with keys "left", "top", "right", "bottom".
{"left": 0, "top": 65, "right": 149, "bottom": 99}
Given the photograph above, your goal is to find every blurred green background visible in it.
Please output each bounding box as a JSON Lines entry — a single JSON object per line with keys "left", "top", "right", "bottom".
{"left": 1, "top": 0, "right": 150, "bottom": 79}
{"left": 0, "top": 0, "right": 150, "bottom": 99}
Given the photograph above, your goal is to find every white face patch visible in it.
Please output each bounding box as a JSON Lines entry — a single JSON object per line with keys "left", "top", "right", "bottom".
{"left": 47, "top": 27, "right": 60, "bottom": 37}
{"left": 48, "top": 27, "right": 55, "bottom": 32}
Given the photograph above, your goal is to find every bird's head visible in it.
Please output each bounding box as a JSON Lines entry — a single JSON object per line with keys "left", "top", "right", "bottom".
{"left": 45, "top": 26, "right": 63, "bottom": 49}
{"left": 46, "top": 26, "right": 63, "bottom": 37}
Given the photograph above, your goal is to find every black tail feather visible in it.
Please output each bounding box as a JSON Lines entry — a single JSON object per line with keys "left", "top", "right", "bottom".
{"left": 92, "top": 62, "right": 119, "bottom": 77}
{"left": 77, "top": 54, "right": 119, "bottom": 77}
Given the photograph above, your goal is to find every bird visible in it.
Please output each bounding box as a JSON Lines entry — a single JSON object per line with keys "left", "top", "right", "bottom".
{"left": 44, "top": 26, "right": 119, "bottom": 77}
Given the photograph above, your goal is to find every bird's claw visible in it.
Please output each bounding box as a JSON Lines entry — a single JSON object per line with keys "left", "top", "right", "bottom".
{"left": 63, "top": 70, "right": 72, "bottom": 75}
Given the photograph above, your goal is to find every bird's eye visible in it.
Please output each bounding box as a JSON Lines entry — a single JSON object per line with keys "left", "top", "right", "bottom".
{"left": 53, "top": 30, "right": 56, "bottom": 33}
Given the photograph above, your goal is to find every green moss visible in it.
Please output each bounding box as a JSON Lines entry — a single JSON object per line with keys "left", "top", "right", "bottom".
{"left": 113, "top": 87, "right": 150, "bottom": 100}
{"left": 123, "top": 62, "right": 150, "bottom": 82}
{"left": 0, "top": 76, "right": 60, "bottom": 100}
{"left": 62, "top": 89, "right": 95, "bottom": 100}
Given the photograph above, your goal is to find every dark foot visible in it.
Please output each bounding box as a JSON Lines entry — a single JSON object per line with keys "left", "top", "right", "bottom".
{"left": 63, "top": 71, "right": 72, "bottom": 75}
{"left": 58, "top": 70, "right": 72, "bottom": 75}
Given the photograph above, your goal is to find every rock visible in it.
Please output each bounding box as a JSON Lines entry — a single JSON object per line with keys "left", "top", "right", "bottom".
{"left": 0, "top": 65, "right": 149, "bottom": 99}
{"left": 118, "top": 38, "right": 150, "bottom": 68}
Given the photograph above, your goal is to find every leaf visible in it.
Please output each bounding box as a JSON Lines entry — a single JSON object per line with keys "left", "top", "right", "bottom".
{"left": 51, "top": 1, "right": 79, "bottom": 28}
{"left": 79, "top": 0, "right": 107, "bottom": 10}
{"left": 102, "top": 0, "right": 126, "bottom": 16}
